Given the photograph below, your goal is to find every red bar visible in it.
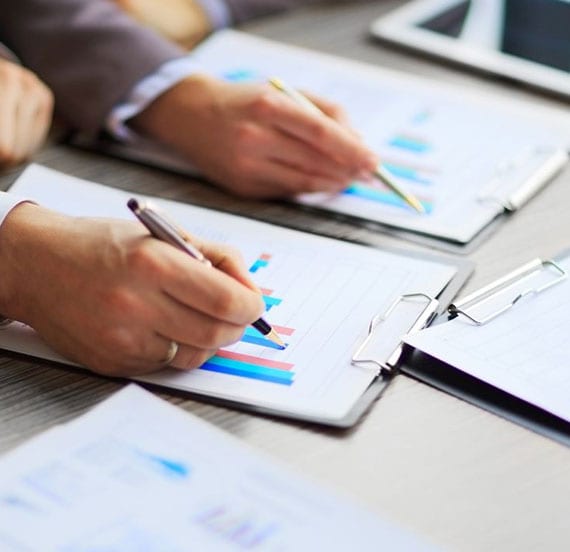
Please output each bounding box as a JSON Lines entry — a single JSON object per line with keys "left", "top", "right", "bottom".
{"left": 273, "top": 325, "right": 295, "bottom": 336}
{"left": 216, "top": 349, "right": 294, "bottom": 371}
{"left": 259, "top": 288, "right": 273, "bottom": 296}
{"left": 260, "top": 253, "right": 272, "bottom": 261}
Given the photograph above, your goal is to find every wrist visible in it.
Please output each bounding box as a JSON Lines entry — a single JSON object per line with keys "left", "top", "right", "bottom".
{"left": 0, "top": 203, "right": 59, "bottom": 324}
{"left": 130, "top": 73, "right": 217, "bottom": 142}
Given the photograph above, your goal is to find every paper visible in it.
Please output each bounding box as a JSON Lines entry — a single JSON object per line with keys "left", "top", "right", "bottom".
{"left": 182, "top": 30, "right": 568, "bottom": 244}
{"left": 405, "top": 256, "right": 570, "bottom": 422}
{"left": 0, "top": 385, "right": 435, "bottom": 551}
{"left": 0, "top": 165, "right": 456, "bottom": 422}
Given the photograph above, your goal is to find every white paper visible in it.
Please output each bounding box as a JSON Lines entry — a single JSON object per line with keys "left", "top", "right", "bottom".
{"left": 0, "top": 385, "right": 436, "bottom": 551}
{"left": 405, "top": 256, "right": 570, "bottom": 422}
{"left": 171, "top": 30, "right": 569, "bottom": 244}
{"left": 0, "top": 165, "right": 456, "bottom": 422}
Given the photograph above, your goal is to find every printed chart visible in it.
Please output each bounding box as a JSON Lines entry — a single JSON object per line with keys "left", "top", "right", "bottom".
{"left": 191, "top": 32, "right": 567, "bottom": 243}
{"left": 200, "top": 253, "right": 296, "bottom": 386}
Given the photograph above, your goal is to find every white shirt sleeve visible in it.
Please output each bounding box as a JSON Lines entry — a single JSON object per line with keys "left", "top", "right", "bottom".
{"left": 106, "top": 56, "right": 203, "bottom": 141}
{"left": 106, "top": 0, "right": 233, "bottom": 141}
{"left": 0, "top": 191, "right": 30, "bottom": 229}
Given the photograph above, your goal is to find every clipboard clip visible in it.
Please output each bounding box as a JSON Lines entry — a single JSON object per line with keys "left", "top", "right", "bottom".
{"left": 477, "top": 147, "right": 568, "bottom": 212}
{"left": 449, "top": 259, "right": 567, "bottom": 326}
{"left": 352, "top": 293, "right": 439, "bottom": 375}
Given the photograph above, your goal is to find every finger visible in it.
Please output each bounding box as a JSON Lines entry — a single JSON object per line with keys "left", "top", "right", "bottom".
{"left": 266, "top": 131, "right": 362, "bottom": 183}
{"left": 164, "top": 231, "right": 261, "bottom": 294}
{"left": 170, "top": 345, "right": 218, "bottom": 371}
{"left": 156, "top": 242, "right": 265, "bottom": 325}
{"left": 302, "top": 92, "right": 356, "bottom": 133}
{"left": 0, "top": 64, "right": 20, "bottom": 165}
{"left": 155, "top": 292, "right": 247, "bottom": 349}
{"left": 196, "top": 240, "right": 260, "bottom": 291}
{"left": 237, "top": 122, "right": 361, "bottom": 183}
{"left": 242, "top": 157, "right": 350, "bottom": 197}
{"left": 264, "top": 92, "right": 377, "bottom": 171}
{"left": 14, "top": 82, "right": 42, "bottom": 160}
{"left": 27, "top": 82, "right": 53, "bottom": 156}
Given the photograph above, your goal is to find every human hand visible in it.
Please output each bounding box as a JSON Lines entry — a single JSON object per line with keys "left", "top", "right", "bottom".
{"left": 115, "top": 0, "right": 211, "bottom": 49}
{"left": 0, "top": 60, "right": 53, "bottom": 167}
{"left": 0, "top": 203, "right": 265, "bottom": 376}
{"left": 132, "top": 75, "right": 378, "bottom": 198}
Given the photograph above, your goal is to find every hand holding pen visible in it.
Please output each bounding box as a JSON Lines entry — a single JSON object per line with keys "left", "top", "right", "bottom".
{"left": 128, "top": 199, "right": 286, "bottom": 353}
{"left": 268, "top": 78, "right": 425, "bottom": 214}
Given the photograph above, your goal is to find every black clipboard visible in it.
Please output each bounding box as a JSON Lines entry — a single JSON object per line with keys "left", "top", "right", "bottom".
{"left": 0, "top": 164, "right": 475, "bottom": 428}
{"left": 68, "top": 131, "right": 568, "bottom": 255}
{"left": 398, "top": 250, "right": 570, "bottom": 446}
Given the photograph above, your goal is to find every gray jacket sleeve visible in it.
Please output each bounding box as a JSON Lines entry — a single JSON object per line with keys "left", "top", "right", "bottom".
{"left": 224, "top": 0, "right": 325, "bottom": 23}
{"left": 0, "top": 0, "right": 184, "bottom": 131}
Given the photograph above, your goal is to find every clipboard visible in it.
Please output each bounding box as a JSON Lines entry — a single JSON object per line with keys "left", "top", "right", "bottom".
{"left": 67, "top": 29, "right": 570, "bottom": 253}
{"left": 0, "top": 257, "right": 472, "bottom": 428}
{"left": 0, "top": 164, "right": 475, "bottom": 429}
{"left": 399, "top": 249, "right": 570, "bottom": 446}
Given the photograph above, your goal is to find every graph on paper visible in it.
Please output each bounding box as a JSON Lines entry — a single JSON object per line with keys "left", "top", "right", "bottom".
{"left": 4, "top": 165, "right": 458, "bottom": 421}
{"left": 200, "top": 253, "right": 297, "bottom": 386}
{"left": 191, "top": 31, "right": 568, "bottom": 243}
{"left": 0, "top": 387, "right": 429, "bottom": 551}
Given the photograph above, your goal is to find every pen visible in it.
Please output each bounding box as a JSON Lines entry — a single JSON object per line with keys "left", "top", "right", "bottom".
{"left": 127, "top": 198, "right": 287, "bottom": 350}
{"left": 268, "top": 77, "right": 426, "bottom": 214}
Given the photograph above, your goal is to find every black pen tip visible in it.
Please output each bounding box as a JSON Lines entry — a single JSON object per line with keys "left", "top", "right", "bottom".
{"left": 127, "top": 198, "right": 139, "bottom": 212}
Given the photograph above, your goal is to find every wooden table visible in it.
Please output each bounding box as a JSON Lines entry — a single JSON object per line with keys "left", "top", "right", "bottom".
{"left": 1, "top": 2, "right": 569, "bottom": 550}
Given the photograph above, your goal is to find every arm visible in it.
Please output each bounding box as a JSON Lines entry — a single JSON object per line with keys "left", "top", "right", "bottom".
{"left": 0, "top": 57, "right": 53, "bottom": 166}
{"left": 1, "top": 0, "right": 377, "bottom": 196}
{"left": 0, "top": 202, "right": 265, "bottom": 375}
{"left": 0, "top": 0, "right": 184, "bottom": 132}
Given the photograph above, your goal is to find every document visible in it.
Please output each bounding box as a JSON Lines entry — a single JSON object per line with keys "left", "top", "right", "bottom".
{"left": 83, "top": 30, "right": 570, "bottom": 246}
{"left": 0, "top": 385, "right": 435, "bottom": 551}
{"left": 0, "top": 165, "right": 459, "bottom": 424}
{"left": 405, "top": 256, "right": 570, "bottom": 422}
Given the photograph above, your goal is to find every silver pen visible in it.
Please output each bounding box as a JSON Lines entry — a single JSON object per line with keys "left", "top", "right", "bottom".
{"left": 128, "top": 199, "right": 286, "bottom": 349}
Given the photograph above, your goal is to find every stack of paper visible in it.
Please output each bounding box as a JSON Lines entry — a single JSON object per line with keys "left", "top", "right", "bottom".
{"left": 0, "top": 386, "right": 435, "bottom": 551}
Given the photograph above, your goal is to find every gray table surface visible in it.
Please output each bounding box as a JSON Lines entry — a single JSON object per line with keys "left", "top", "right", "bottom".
{"left": 1, "top": 2, "right": 570, "bottom": 550}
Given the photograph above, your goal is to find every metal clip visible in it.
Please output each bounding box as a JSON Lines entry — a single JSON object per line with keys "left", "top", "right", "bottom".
{"left": 449, "top": 259, "right": 566, "bottom": 326}
{"left": 351, "top": 293, "right": 439, "bottom": 374}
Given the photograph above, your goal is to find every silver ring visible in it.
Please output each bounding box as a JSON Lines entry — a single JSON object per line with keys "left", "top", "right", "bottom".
{"left": 161, "top": 340, "right": 179, "bottom": 366}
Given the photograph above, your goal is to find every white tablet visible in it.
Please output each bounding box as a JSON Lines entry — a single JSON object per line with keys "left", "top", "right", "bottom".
{"left": 371, "top": 0, "right": 570, "bottom": 99}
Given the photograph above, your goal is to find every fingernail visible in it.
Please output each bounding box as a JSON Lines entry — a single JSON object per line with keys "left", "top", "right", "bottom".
{"left": 356, "top": 169, "right": 373, "bottom": 182}
{"left": 364, "top": 154, "right": 379, "bottom": 170}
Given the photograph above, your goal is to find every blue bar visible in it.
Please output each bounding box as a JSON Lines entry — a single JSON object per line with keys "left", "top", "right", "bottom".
{"left": 140, "top": 453, "right": 190, "bottom": 479}
{"left": 383, "top": 163, "right": 432, "bottom": 186}
{"left": 241, "top": 333, "right": 285, "bottom": 350}
{"left": 344, "top": 185, "right": 433, "bottom": 214}
{"left": 263, "top": 295, "right": 282, "bottom": 311}
{"left": 388, "top": 136, "right": 430, "bottom": 153}
{"left": 201, "top": 357, "right": 294, "bottom": 386}
{"left": 223, "top": 69, "right": 259, "bottom": 82}
{"left": 249, "top": 259, "right": 269, "bottom": 273}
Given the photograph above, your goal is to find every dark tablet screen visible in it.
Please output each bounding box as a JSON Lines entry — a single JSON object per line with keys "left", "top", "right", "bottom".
{"left": 418, "top": 0, "right": 570, "bottom": 73}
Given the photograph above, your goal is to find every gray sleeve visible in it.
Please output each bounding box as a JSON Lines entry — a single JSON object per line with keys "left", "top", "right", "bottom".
{"left": 0, "top": 0, "right": 185, "bottom": 132}
{"left": 223, "top": 0, "right": 327, "bottom": 23}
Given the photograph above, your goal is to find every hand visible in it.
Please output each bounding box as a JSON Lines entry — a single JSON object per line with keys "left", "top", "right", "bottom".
{"left": 0, "top": 203, "right": 265, "bottom": 376}
{"left": 115, "top": 0, "right": 211, "bottom": 49}
{"left": 132, "top": 75, "right": 378, "bottom": 198}
{"left": 0, "top": 60, "right": 53, "bottom": 167}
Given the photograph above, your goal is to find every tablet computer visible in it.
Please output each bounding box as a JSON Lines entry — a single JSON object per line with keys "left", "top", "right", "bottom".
{"left": 370, "top": 0, "right": 570, "bottom": 99}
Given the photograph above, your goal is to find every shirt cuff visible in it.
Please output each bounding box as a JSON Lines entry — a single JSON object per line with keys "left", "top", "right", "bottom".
{"left": 0, "top": 191, "right": 30, "bottom": 229}
{"left": 107, "top": 56, "right": 202, "bottom": 141}
{"left": 195, "top": 0, "right": 233, "bottom": 28}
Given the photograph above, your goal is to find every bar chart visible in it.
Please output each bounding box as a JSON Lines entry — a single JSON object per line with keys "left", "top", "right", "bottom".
{"left": 195, "top": 504, "right": 279, "bottom": 550}
{"left": 199, "top": 253, "right": 297, "bottom": 386}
